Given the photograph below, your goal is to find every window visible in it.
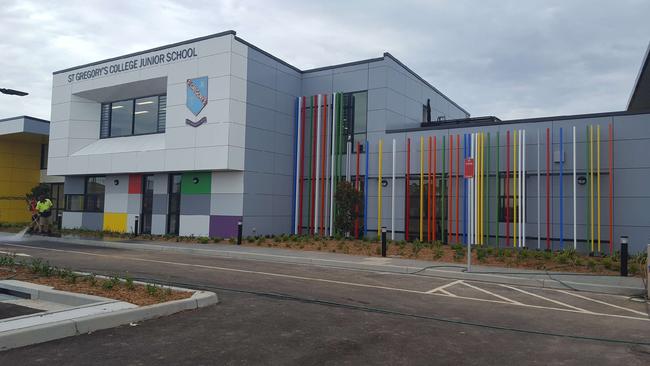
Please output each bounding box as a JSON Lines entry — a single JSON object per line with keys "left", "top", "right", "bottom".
{"left": 342, "top": 91, "right": 368, "bottom": 151}
{"left": 65, "top": 195, "right": 84, "bottom": 212}
{"left": 167, "top": 174, "right": 182, "bottom": 235}
{"left": 40, "top": 144, "right": 48, "bottom": 169}
{"left": 100, "top": 95, "right": 166, "bottom": 138}
{"left": 497, "top": 173, "right": 526, "bottom": 222}
{"left": 84, "top": 176, "right": 106, "bottom": 212}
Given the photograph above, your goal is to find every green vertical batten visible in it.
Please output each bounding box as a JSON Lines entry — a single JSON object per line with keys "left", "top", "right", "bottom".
{"left": 496, "top": 132, "right": 500, "bottom": 248}
{"left": 441, "top": 135, "right": 446, "bottom": 243}
{"left": 306, "top": 96, "right": 313, "bottom": 229}
{"left": 332, "top": 93, "right": 340, "bottom": 235}
{"left": 487, "top": 132, "right": 490, "bottom": 246}
{"left": 585, "top": 125, "right": 589, "bottom": 250}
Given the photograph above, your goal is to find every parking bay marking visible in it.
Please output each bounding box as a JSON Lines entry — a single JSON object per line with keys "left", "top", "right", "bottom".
{"left": 1, "top": 242, "right": 648, "bottom": 322}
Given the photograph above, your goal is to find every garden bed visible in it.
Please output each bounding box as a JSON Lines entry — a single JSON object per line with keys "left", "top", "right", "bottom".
{"left": 53, "top": 229, "right": 648, "bottom": 278}
{"left": 0, "top": 255, "right": 191, "bottom": 306}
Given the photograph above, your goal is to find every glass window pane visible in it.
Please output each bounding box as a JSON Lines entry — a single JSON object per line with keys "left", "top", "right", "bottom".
{"left": 134, "top": 96, "right": 159, "bottom": 135}
{"left": 65, "top": 195, "right": 84, "bottom": 211}
{"left": 110, "top": 100, "right": 133, "bottom": 137}
{"left": 353, "top": 91, "right": 367, "bottom": 134}
{"left": 86, "top": 177, "right": 105, "bottom": 194}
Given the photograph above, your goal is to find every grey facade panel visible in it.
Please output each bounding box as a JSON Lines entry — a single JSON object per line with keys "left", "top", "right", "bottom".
{"left": 63, "top": 176, "right": 85, "bottom": 195}
{"left": 180, "top": 194, "right": 211, "bottom": 215}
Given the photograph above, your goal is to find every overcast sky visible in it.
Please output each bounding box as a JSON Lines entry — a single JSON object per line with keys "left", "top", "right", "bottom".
{"left": 1, "top": 0, "right": 648, "bottom": 120}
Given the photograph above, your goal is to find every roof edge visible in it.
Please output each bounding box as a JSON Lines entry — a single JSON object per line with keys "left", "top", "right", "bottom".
{"left": 0, "top": 115, "right": 50, "bottom": 124}
{"left": 627, "top": 41, "right": 650, "bottom": 110}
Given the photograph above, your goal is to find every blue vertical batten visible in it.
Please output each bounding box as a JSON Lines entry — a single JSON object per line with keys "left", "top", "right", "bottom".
{"left": 290, "top": 97, "right": 299, "bottom": 234}
{"left": 364, "top": 140, "right": 369, "bottom": 238}
{"left": 560, "top": 127, "right": 564, "bottom": 250}
{"left": 462, "top": 133, "right": 465, "bottom": 244}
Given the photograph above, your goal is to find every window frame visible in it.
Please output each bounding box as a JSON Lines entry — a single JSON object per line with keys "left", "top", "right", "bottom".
{"left": 83, "top": 176, "right": 106, "bottom": 212}
{"left": 102, "top": 94, "right": 166, "bottom": 139}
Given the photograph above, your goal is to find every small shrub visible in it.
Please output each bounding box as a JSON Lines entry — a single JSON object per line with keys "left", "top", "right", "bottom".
{"left": 212, "top": 237, "right": 222, "bottom": 243}
{"left": 125, "top": 275, "right": 135, "bottom": 290}
{"left": 587, "top": 259, "right": 597, "bottom": 271}
{"left": 88, "top": 274, "right": 98, "bottom": 286}
{"left": 228, "top": 237, "right": 236, "bottom": 244}
{"left": 102, "top": 280, "right": 115, "bottom": 290}
{"left": 602, "top": 257, "right": 613, "bottom": 270}
{"left": 629, "top": 262, "right": 640, "bottom": 276}
{"left": 197, "top": 237, "right": 210, "bottom": 244}
{"left": 432, "top": 245, "right": 444, "bottom": 260}
{"left": 146, "top": 283, "right": 158, "bottom": 296}
{"left": 476, "top": 247, "right": 487, "bottom": 262}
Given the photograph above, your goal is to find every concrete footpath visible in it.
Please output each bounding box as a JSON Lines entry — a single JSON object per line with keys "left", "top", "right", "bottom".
{"left": 3, "top": 233, "right": 643, "bottom": 297}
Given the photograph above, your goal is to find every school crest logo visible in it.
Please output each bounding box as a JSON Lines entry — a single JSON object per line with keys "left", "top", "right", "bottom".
{"left": 185, "top": 76, "right": 208, "bottom": 127}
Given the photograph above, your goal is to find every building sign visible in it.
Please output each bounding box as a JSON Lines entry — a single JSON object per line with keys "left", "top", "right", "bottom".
{"left": 185, "top": 76, "right": 208, "bottom": 127}
{"left": 66, "top": 47, "right": 199, "bottom": 83}
{"left": 464, "top": 158, "right": 474, "bottom": 178}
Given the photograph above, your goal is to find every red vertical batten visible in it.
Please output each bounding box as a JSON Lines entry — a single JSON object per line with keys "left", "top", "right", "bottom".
{"left": 320, "top": 95, "right": 328, "bottom": 236}
{"left": 428, "top": 136, "right": 432, "bottom": 242}
{"left": 354, "top": 142, "right": 361, "bottom": 239}
{"left": 608, "top": 123, "right": 613, "bottom": 254}
{"left": 310, "top": 95, "right": 318, "bottom": 233}
{"left": 546, "top": 128, "right": 550, "bottom": 250}
{"left": 506, "top": 131, "right": 510, "bottom": 247}
{"left": 448, "top": 136, "right": 453, "bottom": 244}
{"left": 456, "top": 134, "right": 460, "bottom": 243}
{"left": 433, "top": 136, "right": 437, "bottom": 243}
{"left": 406, "top": 138, "right": 411, "bottom": 241}
{"left": 298, "top": 97, "right": 306, "bottom": 234}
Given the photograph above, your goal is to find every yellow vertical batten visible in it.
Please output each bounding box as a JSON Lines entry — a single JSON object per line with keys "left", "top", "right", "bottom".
{"left": 419, "top": 136, "right": 424, "bottom": 242}
{"left": 597, "top": 125, "right": 601, "bottom": 253}
{"left": 590, "top": 125, "right": 594, "bottom": 252}
{"left": 479, "top": 133, "right": 483, "bottom": 245}
{"left": 377, "top": 139, "right": 383, "bottom": 238}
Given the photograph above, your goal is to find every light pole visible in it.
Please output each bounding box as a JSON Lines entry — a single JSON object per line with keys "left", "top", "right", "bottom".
{"left": 0, "top": 88, "right": 29, "bottom": 96}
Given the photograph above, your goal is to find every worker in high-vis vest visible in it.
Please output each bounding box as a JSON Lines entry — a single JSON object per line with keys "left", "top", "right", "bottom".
{"left": 36, "top": 194, "right": 53, "bottom": 234}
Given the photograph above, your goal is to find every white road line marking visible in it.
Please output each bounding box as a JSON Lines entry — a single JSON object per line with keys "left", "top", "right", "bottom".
{"left": 1, "top": 242, "right": 648, "bottom": 322}
{"left": 499, "top": 285, "right": 593, "bottom": 313}
{"left": 0, "top": 250, "right": 30, "bottom": 257}
{"left": 558, "top": 290, "right": 649, "bottom": 317}
{"left": 461, "top": 282, "right": 522, "bottom": 305}
{"left": 426, "top": 280, "right": 463, "bottom": 293}
{"left": 438, "top": 289, "right": 457, "bottom": 297}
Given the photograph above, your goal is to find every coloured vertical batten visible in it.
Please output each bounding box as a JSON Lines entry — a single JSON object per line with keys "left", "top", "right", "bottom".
{"left": 513, "top": 129, "right": 517, "bottom": 247}
{"left": 433, "top": 136, "right": 437, "bottom": 243}
{"left": 378, "top": 139, "right": 384, "bottom": 238}
{"left": 537, "top": 129, "right": 541, "bottom": 249}
{"left": 428, "top": 137, "right": 432, "bottom": 242}
{"left": 522, "top": 130, "right": 526, "bottom": 247}
{"left": 486, "top": 132, "right": 490, "bottom": 246}
{"left": 463, "top": 134, "right": 467, "bottom": 244}
{"left": 364, "top": 140, "right": 369, "bottom": 238}
{"left": 448, "top": 135, "right": 453, "bottom": 244}
{"left": 320, "top": 95, "right": 328, "bottom": 236}
{"left": 560, "top": 127, "right": 564, "bottom": 250}
{"left": 482, "top": 133, "right": 486, "bottom": 245}
{"left": 354, "top": 142, "right": 360, "bottom": 239}
{"left": 314, "top": 95, "right": 322, "bottom": 235}
{"left": 299, "top": 97, "right": 307, "bottom": 235}
{"left": 391, "top": 139, "right": 396, "bottom": 241}
{"left": 294, "top": 97, "right": 303, "bottom": 234}
{"left": 329, "top": 94, "right": 337, "bottom": 236}
{"left": 546, "top": 128, "right": 550, "bottom": 250}
{"left": 608, "top": 124, "right": 613, "bottom": 255}
{"left": 496, "top": 132, "right": 500, "bottom": 247}
{"left": 573, "top": 126, "right": 577, "bottom": 250}
{"left": 585, "top": 126, "right": 590, "bottom": 251}
{"left": 590, "top": 125, "right": 594, "bottom": 252}
{"left": 456, "top": 134, "right": 460, "bottom": 244}
{"left": 310, "top": 95, "right": 317, "bottom": 233}
{"left": 442, "top": 136, "right": 446, "bottom": 243}
{"left": 505, "top": 131, "right": 510, "bottom": 247}
{"left": 597, "top": 125, "right": 601, "bottom": 253}
{"left": 405, "top": 138, "right": 410, "bottom": 241}
{"left": 420, "top": 136, "right": 424, "bottom": 242}
{"left": 291, "top": 98, "right": 299, "bottom": 234}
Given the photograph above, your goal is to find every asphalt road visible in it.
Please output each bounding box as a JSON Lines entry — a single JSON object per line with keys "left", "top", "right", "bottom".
{"left": 0, "top": 238, "right": 649, "bottom": 365}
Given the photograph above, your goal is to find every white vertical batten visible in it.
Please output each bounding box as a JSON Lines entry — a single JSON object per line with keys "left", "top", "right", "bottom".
{"left": 314, "top": 94, "right": 322, "bottom": 234}
{"left": 537, "top": 129, "right": 540, "bottom": 249}
{"left": 294, "top": 97, "right": 302, "bottom": 234}
{"left": 391, "top": 138, "right": 396, "bottom": 240}
{"left": 329, "top": 94, "right": 337, "bottom": 237}
{"left": 573, "top": 126, "right": 577, "bottom": 250}
{"left": 522, "top": 129, "right": 526, "bottom": 247}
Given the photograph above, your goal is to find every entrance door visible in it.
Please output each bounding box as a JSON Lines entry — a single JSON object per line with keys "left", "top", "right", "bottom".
{"left": 141, "top": 175, "right": 154, "bottom": 234}
{"left": 167, "top": 174, "right": 181, "bottom": 235}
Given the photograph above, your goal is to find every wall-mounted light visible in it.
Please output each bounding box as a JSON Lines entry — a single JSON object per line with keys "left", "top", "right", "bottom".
{"left": 192, "top": 177, "right": 200, "bottom": 184}
{"left": 114, "top": 179, "right": 119, "bottom": 186}
{"left": 577, "top": 176, "right": 587, "bottom": 185}
{"left": 382, "top": 179, "right": 388, "bottom": 187}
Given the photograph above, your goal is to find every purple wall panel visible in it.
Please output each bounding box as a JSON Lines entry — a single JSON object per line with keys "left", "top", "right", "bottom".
{"left": 209, "top": 215, "right": 242, "bottom": 238}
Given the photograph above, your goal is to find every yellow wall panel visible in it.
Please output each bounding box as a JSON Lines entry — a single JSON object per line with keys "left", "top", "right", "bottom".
{"left": 0, "top": 138, "right": 42, "bottom": 223}
{"left": 103, "top": 212, "right": 127, "bottom": 233}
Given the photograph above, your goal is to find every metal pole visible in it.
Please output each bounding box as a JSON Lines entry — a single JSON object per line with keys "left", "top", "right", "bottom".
{"left": 391, "top": 139, "right": 396, "bottom": 241}
{"left": 237, "top": 221, "right": 243, "bottom": 245}
{"left": 381, "top": 227, "right": 387, "bottom": 257}
{"left": 620, "top": 236, "right": 628, "bottom": 277}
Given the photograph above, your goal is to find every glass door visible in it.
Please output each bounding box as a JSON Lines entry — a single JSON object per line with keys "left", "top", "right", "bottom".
{"left": 141, "top": 175, "right": 154, "bottom": 234}
{"left": 167, "top": 174, "right": 181, "bottom": 235}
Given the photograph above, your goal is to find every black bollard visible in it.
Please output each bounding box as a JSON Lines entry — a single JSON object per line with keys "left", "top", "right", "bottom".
{"left": 237, "top": 221, "right": 243, "bottom": 245}
{"left": 134, "top": 215, "right": 139, "bottom": 236}
{"left": 381, "top": 227, "right": 387, "bottom": 257}
{"left": 620, "top": 236, "right": 628, "bottom": 277}
{"left": 57, "top": 212, "right": 62, "bottom": 231}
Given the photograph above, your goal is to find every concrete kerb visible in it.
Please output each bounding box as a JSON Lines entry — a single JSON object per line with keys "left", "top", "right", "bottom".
{"left": 0, "top": 280, "right": 218, "bottom": 351}
{"left": 9, "top": 235, "right": 647, "bottom": 297}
